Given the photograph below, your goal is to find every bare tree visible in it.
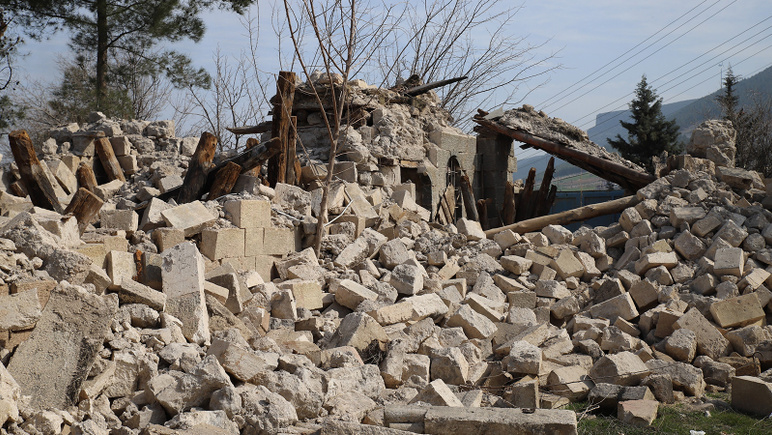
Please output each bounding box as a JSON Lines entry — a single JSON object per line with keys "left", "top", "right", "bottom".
{"left": 734, "top": 91, "right": 772, "bottom": 176}
{"left": 374, "top": 0, "right": 559, "bottom": 128}
{"left": 175, "top": 11, "right": 274, "bottom": 152}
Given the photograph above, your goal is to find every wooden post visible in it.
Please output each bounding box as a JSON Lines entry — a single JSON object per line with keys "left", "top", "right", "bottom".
{"left": 516, "top": 168, "right": 536, "bottom": 221}
{"left": 95, "top": 137, "right": 126, "bottom": 182}
{"left": 534, "top": 157, "right": 555, "bottom": 217}
{"left": 485, "top": 195, "right": 641, "bottom": 236}
{"left": 285, "top": 116, "right": 300, "bottom": 185}
{"left": 245, "top": 138, "right": 261, "bottom": 176}
{"left": 501, "top": 181, "right": 516, "bottom": 226}
{"left": 76, "top": 163, "right": 98, "bottom": 192}
{"left": 267, "top": 71, "right": 297, "bottom": 187}
{"left": 477, "top": 198, "right": 492, "bottom": 230}
{"left": 208, "top": 162, "right": 242, "bottom": 200}
{"left": 8, "top": 130, "right": 64, "bottom": 213}
{"left": 177, "top": 132, "right": 218, "bottom": 204}
{"left": 459, "top": 172, "right": 479, "bottom": 221}
{"left": 64, "top": 187, "right": 104, "bottom": 234}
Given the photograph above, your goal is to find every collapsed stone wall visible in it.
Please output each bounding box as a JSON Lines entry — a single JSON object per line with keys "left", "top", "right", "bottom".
{"left": 0, "top": 95, "right": 771, "bottom": 434}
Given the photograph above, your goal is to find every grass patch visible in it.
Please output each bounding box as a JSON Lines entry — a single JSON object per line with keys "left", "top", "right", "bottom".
{"left": 569, "top": 401, "right": 772, "bottom": 434}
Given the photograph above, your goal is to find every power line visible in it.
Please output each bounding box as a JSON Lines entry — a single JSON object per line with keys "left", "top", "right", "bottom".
{"left": 571, "top": 23, "right": 772, "bottom": 130}
{"left": 550, "top": 0, "right": 738, "bottom": 116}
{"left": 536, "top": 0, "right": 718, "bottom": 110}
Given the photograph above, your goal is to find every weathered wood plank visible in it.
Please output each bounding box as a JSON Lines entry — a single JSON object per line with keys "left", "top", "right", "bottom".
{"left": 76, "top": 163, "right": 98, "bottom": 192}
{"left": 64, "top": 187, "right": 104, "bottom": 234}
{"left": 267, "top": 71, "right": 297, "bottom": 186}
{"left": 8, "top": 130, "right": 63, "bottom": 213}
{"left": 95, "top": 137, "right": 126, "bottom": 182}
{"left": 459, "top": 172, "right": 479, "bottom": 221}
{"left": 177, "top": 132, "right": 217, "bottom": 203}
{"left": 208, "top": 162, "right": 242, "bottom": 200}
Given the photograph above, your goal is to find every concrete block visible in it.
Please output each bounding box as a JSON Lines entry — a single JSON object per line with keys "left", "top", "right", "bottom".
{"left": 446, "top": 304, "right": 497, "bottom": 339}
{"left": 160, "top": 201, "right": 216, "bottom": 237}
{"left": 502, "top": 340, "right": 541, "bottom": 375}
{"left": 336, "top": 279, "right": 378, "bottom": 310}
{"left": 224, "top": 199, "right": 271, "bottom": 229}
{"left": 152, "top": 227, "right": 185, "bottom": 252}
{"left": 550, "top": 249, "right": 585, "bottom": 280}
{"left": 409, "top": 379, "right": 463, "bottom": 407}
{"left": 0, "top": 289, "right": 42, "bottom": 331}
{"left": 456, "top": 218, "right": 485, "bottom": 241}
{"left": 118, "top": 279, "right": 166, "bottom": 311}
{"left": 618, "top": 400, "right": 658, "bottom": 427}
{"left": 390, "top": 264, "right": 424, "bottom": 295}
{"left": 589, "top": 352, "right": 649, "bottom": 386}
{"left": 140, "top": 198, "right": 172, "bottom": 231}
{"left": 731, "top": 376, "right": 772, "bottom": 416}
{"left": 709, "top": 293, "right": 765, "bottom": 328}
{"left": 280, "top": 280, "right": 324, "bottom": 311}
{"left": 589, "top": 293, "right": 639, "bottom": 322}
{"left": 713, "top": 247, "right": 745, "bottom": 277}
{"left": 106, "top": 250, "right": 135, "bottom": 290}
{"left": 200, "top": 228, "right": 245, "bottom": 261}
{"left": 628, "top": 280, "right": 659, "bottom": 310}
{"left": 423, "top": 406, "right": 577, "bottom": 435}
{"left": 7, "top": 286, "right": 118, "bottom": 410}
{"left": 326, "top": 312, "right": 389, "bottom": 352}
{"left": 161, "top": 242, "right": 210, "bottom": 345}
{"left": 634, "top": 251, "right": 678, "bottom": 275}
{"left": 500, "top": 255, "right": 532, "bottom": 275}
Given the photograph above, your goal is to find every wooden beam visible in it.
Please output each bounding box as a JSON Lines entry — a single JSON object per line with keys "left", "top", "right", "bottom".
{"left": 8, "top": 130, "right": 64, "bottom": 213}
{"left": 501, "top": 181, "right": 516, "bottom": 226}
{"left": 534, "top": 157, "right": 555, "bottom": 217}
{"left": 208, "top": 162, "right": 242, "bottom": 200}
{"left": 485, "top": 195, "right": 641, "bottom": 236}
{"left": 516, "top": 168, "right": 536, "bottom": 221}
{"left": 267, "top": 71, "right": 297, "bottom": 186}
{"left": 64, "top": 187, "right": 103, "bottom": 234}
{"left": 177, "top": 132, "right": 217, "bottom": 203}
{"left": 474, "top": 118, "right": 655, "bottom": 190}
{"left": 459, "top": 172, "right": 478, "bottom": 221}
{"left": 94, "top": 137, "right": 126, "bottom": 182}
{"left": 76, "top": 163, "right": 98, "bottom": 192}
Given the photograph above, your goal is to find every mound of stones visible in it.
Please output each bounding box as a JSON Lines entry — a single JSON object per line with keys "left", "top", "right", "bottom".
{"left": 0, "top": 104, "right": 771, "bottom": 433}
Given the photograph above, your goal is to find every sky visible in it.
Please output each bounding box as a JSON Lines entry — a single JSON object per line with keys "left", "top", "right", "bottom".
{"left": 10, "top": 0, "right": 772, "bottom": 134}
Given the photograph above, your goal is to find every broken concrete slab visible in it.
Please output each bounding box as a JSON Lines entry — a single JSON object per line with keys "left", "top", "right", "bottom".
{"left": 7, "top": 285, "right": 118, "bottom": 410}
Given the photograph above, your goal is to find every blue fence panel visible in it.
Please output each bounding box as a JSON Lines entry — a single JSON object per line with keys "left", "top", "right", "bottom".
{"left": 550, "top": 190, "right": 626, "bottom": 231}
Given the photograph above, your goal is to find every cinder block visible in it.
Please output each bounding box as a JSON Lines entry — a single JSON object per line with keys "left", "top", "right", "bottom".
{"left": 99, "top": 209, "right": 138, "bottom": 232}
{"left": 244, "top": 228, "right": 265, "bottom": 257}
{"left": 200, "top": 228, "right": 245, "bottom": 261}
{"left": 262, "top": 227, "right": 298, "bottom": 255}
{"left": 160, "top": 201, "right": 216, "bottom": 237}
{"left": 224, "top": 199, "right": 271, "bottom": 229}
{"left": 152, "top": 228, "right": 185, "bottom": 252}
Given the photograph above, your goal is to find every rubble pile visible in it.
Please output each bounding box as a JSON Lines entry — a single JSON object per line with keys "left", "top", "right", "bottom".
{"left": 0, "top": 79, "right": 771, "bottom": 434}
{"left": 495, "top": 105, "right": 647, "bottom": 172}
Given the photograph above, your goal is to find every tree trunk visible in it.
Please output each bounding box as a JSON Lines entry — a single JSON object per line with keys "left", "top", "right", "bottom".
{"left": 95, "top": 138, "right": 126, "bottom": 182}
{"left": 8, "top": 130, "right": 63, "bottom": 213}
{"left": 208, "top": 162, "right": 242, "bottom": 200}
{"left": 96, "top": 0, "right": 108, "bottom": 110}
{"left": 64, "top": 187, "right": 104, "bottom": 234}
{"left": 177, "top": 132, "right": 217, "bottom": 203}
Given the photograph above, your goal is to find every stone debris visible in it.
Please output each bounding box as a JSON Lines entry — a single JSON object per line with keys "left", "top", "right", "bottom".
{"left": 0, "top": 83, "right": 771, "bottom": 435}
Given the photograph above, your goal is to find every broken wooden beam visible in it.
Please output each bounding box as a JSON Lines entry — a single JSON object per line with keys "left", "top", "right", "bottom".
{"left": 8, "top": 130, "right": 64, "bottom": 213}
{"left": 485, "top": 195, "right": 641, "bottom": 236}
{"left": 208, "top": 162, "right": 242, "bottom": 200}
{"left": 474, "top": 118, "right": 656, "bottom": 190}
{"left": 226, "top": 120, "right": 272, "bottom": 135}
{"left": 76, "top": 163, "right": 98, "bottom": 193}
{"left": 534, "top": 157, "right": 555, "bottom": 217}
{"left": 459, "top": 172, "right": 478, "bottom": 221}
{"left": 516, "top": 168, "right": 536, "bottom": 221}
{"left": 95, "top": 137, "right": 126, "bottom": 182}
{"left": 177, "top": 132, "right": 217, "bottom": 203}
{"left": 158, "top": 137, "right": 280, "bottom": 202}
{"left": 64, "top": 187, "right": 104, "bottom": 234}
{"left": 501, "top": 181, "right": 516, "bottom": 226}
{"left": 404, "top": 75, "right": 468, "bottom": 96}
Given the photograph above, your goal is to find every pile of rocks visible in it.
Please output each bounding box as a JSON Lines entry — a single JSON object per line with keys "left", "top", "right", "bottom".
{"left": 0, "top": 94, "right": 771, "bottom": 433}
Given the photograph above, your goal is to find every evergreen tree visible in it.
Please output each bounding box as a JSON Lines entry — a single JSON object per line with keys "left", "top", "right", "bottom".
{"left": 608, "top": 75, "right": 682, "bottom": 172}
{"left": 1, "top": 0, "right": 252, "bottom": 111}
{"left": 716, "top": 65, "right": 739, "bottom": 124}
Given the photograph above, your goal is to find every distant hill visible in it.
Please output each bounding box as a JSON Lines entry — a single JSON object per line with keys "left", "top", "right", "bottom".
{"left": 514, "top": 65, "right": 772, "bottom": 184}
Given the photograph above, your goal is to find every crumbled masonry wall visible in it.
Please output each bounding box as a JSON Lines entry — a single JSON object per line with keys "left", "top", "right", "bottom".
{"left": 0, "top": 85, "right": 771, "bottom": 433}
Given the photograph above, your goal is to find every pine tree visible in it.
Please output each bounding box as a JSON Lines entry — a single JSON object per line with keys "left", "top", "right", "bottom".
{"left": 608, "top": 75, "right": 682, "bottom": 172}
{"left": 716, "top": 65, "right": 739, "bottom": 124}
{"left": 2, "top": 0, "right": 251, "bottom": 111}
